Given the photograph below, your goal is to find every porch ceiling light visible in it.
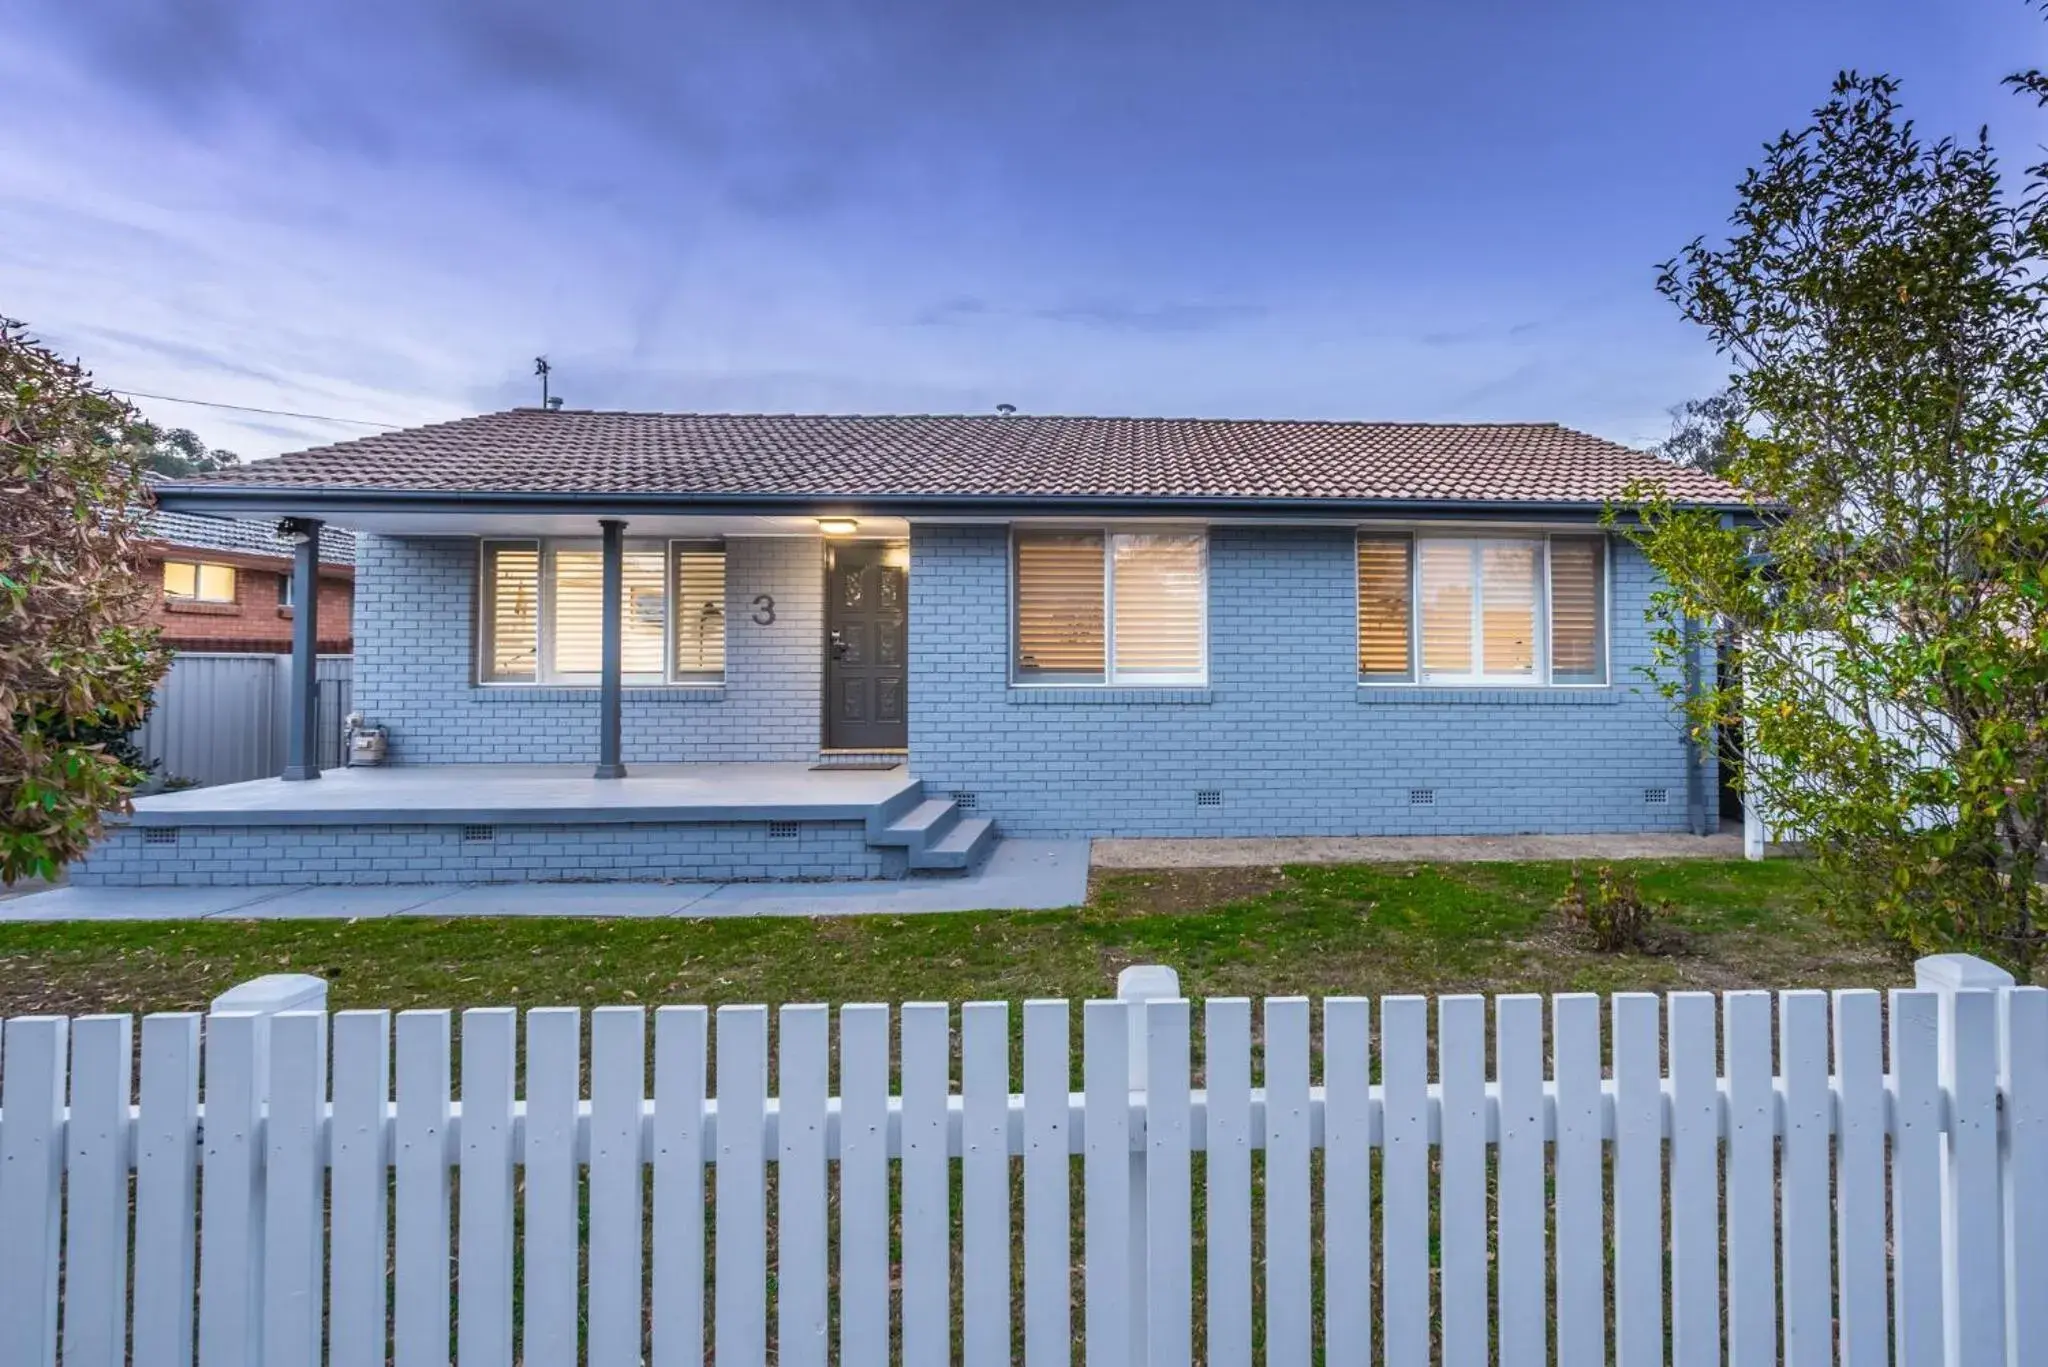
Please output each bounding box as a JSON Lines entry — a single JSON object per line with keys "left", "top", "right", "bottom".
{"left": 817, "top": 517, "right": 860, "bottom": 536}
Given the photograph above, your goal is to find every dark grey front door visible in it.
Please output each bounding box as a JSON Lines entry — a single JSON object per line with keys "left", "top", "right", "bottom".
{"left": 825, "top": 542, "right": 908, "bottom": 750}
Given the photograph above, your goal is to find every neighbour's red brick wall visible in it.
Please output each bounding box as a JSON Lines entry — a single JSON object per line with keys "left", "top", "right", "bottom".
{"left": 143, "top": 551, "right": 354, "bottom": 653}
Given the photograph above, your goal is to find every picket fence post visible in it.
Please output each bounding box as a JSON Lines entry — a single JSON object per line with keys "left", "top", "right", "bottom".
{"left": 1117, "top": 964, "right": 1179, "bottom": 1367}
{"left": 1917, "top": 953, "right": 2013, "bottom": 1367}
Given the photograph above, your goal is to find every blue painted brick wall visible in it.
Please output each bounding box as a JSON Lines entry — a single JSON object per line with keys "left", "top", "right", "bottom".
{"left": 353, "top": 535, "right": 824, "bottom": 764}
{"left": 908, "top": 523, "right": 1714, "bottom": 838}
{"left": 72, "top": 820, "right": 891, "bottom": 885}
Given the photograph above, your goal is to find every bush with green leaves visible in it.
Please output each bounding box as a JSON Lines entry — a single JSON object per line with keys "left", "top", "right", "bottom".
{"left": 1, "top": 318, "right": 171, "bottom": 881}
{"left": 1631, "top": 70, "right": 2048, "bottom": 976}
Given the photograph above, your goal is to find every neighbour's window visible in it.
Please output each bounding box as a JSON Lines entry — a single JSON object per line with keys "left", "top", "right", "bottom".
{"left": 1013, "top": 528, "right": 1207, "bottom": 685}
{"left": 277, "top": 574, "right": 294, "bottom": 608}
{"left": 1357, "top": 532, "right": 1607, "bottom": 686}
{"left": 478, "top": 539, "right": 726, "bottom": 686}
{"left": 162, "top": 560, "right": 236, "bottom": 603}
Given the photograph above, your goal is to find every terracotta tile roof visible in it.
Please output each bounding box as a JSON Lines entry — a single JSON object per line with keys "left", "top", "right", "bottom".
{"left": 137, "top": 476, "right": 355, "bottom": 563}
{"left": 172, "top": 409, "right": 1745, "bottom": 508}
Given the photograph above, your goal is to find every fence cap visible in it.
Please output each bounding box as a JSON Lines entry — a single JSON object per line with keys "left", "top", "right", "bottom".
{"left": 1117, "top": 963, "right": 1180, "bottom": 1002}
{"left": 1914, "top": 952, "right": 2016, "bottom": 994}
{"left": 211, "top": 972, "right": 330, "bottom": 1016}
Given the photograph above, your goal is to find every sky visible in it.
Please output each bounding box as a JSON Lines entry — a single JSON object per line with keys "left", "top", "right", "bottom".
{"left": 4, "top": 1, "right": 2045, "bottom": 460}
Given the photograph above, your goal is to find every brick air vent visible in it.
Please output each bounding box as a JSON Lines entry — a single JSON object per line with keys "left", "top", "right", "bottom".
{"left": 1644, "top": 787, "right": 1670, "bottom": 806}
{"left": 950, "top": 791, "right": 979, "bottom": 811}
{"left": 768, "top": 821, "right": 802, "bottom": 840}
{"left": 1196, "top": 789, "right": 1223, "bottom": 807}
{"left": 1408, "top": 788, "right": 1436, "bottom": 807}
{"left": 144, "top": 827, "right": 180, "bottom": 847}
{"left": 461, "top": 824, "right": 495, "bottom": 843}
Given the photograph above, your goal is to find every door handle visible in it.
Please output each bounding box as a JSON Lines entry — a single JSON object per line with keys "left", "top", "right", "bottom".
{"left": 830, "top": 630, "right": 850, "bottom": 660}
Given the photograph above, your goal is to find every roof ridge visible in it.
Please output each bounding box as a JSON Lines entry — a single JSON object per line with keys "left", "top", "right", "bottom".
{"left": 501, "top": 407, "right": 1572, "bottom": 430}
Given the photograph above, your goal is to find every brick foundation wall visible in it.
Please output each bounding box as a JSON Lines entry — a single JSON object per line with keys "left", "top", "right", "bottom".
{"left": 73, "top": 819, "right": 897, "bottom": 885}
{"left": 908, "top": 523, "right": 1716, "bottom": 838}
{"left": 352, "top": 535, "right": 824, "bottom": 764}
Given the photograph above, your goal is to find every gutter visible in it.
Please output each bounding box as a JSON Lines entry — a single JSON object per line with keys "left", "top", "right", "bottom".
{"left": 152, "top": 483, "right": 1764, "bottom": 524}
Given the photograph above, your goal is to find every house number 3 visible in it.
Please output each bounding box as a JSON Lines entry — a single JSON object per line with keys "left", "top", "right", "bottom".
{"left": 752, "top": 594, "right": 776, "bottom": 625}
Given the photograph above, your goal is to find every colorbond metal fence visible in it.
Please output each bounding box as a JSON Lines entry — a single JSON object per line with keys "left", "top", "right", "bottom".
{"left": 0, "top": 958, "right": 2043, "bottom": 1367}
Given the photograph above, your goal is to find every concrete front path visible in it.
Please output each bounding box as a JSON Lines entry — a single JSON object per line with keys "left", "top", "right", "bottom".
{"left": 1092, "top": 830, "right": 1748, "bottom": 868}
{"left": 0, "top": 839, "right": 1089, "bottom": 921}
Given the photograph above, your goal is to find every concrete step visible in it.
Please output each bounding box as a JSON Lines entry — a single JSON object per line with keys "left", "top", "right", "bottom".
{"left": 882, "top": 798, "right": 960, "bottom": 848}
{"left": 915, "top": 816, "right": 997, "bottom": 873}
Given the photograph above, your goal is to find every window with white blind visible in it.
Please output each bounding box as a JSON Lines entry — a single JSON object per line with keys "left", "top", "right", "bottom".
{"left": 478, "top": 539, "right": 726, "bottom": 686}
{"left": 1012, "top": 528, "right": 1207, "bottom": 685}
{"left": 1357, "top": 531, "right": 1607, "bottom": 686}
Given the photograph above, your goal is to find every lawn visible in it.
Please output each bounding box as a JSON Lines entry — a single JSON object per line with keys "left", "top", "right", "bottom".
{"left": 0, "top": 856, "right": 1902, "bottom": 1019}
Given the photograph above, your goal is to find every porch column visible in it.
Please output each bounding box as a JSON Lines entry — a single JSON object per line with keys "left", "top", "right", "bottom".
{"left": 279, "top": 517, "right": 323, "bottom": 781}
{"left": 595, "top": 517, "right": 628, "bottom": 779}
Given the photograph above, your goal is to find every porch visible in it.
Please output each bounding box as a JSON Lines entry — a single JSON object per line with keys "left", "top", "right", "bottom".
{"left": 75, "top": 763, "right": 998, "bottom": 886}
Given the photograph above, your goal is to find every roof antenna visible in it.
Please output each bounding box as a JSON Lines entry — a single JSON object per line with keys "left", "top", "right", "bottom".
{"left": 995, "top": 402, "right": 1017, "bottom": 416}
{"left": 534, "top": 356, "right": 552, "bottom": 409}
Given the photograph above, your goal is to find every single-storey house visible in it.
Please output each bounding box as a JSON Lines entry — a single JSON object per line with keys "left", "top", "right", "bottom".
{"left": 79, "top": 410, "right": 1746, "bottom": 886}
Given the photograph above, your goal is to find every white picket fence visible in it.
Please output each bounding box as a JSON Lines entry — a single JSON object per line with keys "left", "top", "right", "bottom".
{"left": 2, "top": 959, "right": 2045, "bottom": 1367}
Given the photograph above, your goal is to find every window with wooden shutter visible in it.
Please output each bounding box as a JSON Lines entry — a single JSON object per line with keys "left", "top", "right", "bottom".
{"left": 1548, "top": 535, "right": 1606, "bottom": 683}
{"left": 1111, "top": 532, "right": 1206, "bottom": 682}
{"left": 1360, "top": 530, "right": 1609, "bottom": 688}
{"left": 1356, "top": 534, "right": 1413, "bottom": 680}
{"left": 1014, "top": 532, "right": 1106, "bottom": 681}
{"left": 479, "top": 542, "right": 539, "bottom": 682}
{"left": 480, "top": 538, "right": 723, "bottom": 685}
{"left": 1013, "top": 529, "right": 1209, "bottom": 685}
{"left": 671, "top": 544, "right": 726, "bottom": 682}
{"left": 1479, "top": 541, "right": 1539, "bottom": 678}
{"left": 1418, "top": 539, "right": 1476, "bottom": 677}
{"left": 549, "top": 547, "right": 605, "bottom": 678}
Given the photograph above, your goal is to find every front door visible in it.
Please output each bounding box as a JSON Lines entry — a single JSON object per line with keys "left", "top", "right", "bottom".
{"left": 824, "top": 541, "right": 909, "bottom": 750}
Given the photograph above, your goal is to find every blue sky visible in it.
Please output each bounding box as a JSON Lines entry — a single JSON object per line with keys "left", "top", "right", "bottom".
{"left": 4, "top": 0, "right": 2044, "bottom": 459}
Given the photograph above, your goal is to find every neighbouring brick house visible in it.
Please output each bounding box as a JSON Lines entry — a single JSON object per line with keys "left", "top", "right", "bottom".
{"left": 87, "top": 412, "right": 1749, "bottom": 887}
{"left": 141, "top": 498, "right": 356, "bottom": 653}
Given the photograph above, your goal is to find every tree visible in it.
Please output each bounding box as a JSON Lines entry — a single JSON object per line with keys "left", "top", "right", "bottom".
{"left": 136, "top": 423, "right": 239, "bottom": 478}
{"left": 0, "top": 318, "right": 172, "bottom": 882}
{"left": 1629, "top": 70, "right": 2048, "bottom": 975}
{"left": 1655, "top": 389, "right": 1743, "bottom": 475}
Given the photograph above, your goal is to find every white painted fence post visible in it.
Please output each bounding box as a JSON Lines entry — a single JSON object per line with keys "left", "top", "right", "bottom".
{"left": 1118, "top": 964, "right": 1178, "bottom": 1367}
{"left": 1916, "top": 953, "right": 2013, "bottom": 1367}
{"left": 198, "top": 974, "right": 329, "bottom": 1367}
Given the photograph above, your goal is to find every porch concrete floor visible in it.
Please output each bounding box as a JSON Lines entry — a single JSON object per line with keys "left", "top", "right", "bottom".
{"left": 0, "top": 839, "right": 1089, "bottom": 921}
{"left": 125, "top": 762, "right": 916, "bottom": 826}
{"left": 1091, "top": 830, "right": 1750, "bottom": 868}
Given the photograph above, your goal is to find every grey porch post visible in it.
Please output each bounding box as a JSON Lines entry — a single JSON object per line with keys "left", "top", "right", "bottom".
{"left": 595, "top": 518, "right": 628, "bottom": 779}
{"left": 279, "top": 517, "right": 324, "bottom": 781}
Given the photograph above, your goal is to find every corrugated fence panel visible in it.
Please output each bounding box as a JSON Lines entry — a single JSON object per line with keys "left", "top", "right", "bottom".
{"left": 130, "top": 653, "right": 351, "bottom": 787}
{"left": 11, "top": 977, "right": 2048, "bottom": 1367}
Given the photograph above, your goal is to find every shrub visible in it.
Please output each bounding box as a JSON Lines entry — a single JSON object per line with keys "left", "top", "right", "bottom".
{"left": 1557, "top": 864, "right": 1663, "bottom": 953}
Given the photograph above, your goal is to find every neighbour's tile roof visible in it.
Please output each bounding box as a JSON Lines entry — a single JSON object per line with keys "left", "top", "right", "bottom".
{"left": 141, "top": 476, "right": 355, "bottom": 565}
{"left": 172, "top": 409, "right": 1746, "bottom": 507}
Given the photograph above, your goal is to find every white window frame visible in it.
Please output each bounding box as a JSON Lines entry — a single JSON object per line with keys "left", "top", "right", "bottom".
{"left": 1355, "top": 528, "right": 1610, "bottom": 689}
{"left": 1009, "top": 524, "right": 1210, "bottom": 688}
{"left": 476, "top": 537, "right": 727, "bottom": 688}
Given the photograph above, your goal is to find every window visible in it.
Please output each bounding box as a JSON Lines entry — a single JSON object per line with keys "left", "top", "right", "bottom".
{"left": 277, "top": 574, "right": 294, "bottom": 608}
{"left": 162, "top": 560, "right": 235, "bottom": 603}
{"left": 1013, "top": 528, "right": 1206, "bottom": 685}
{"left": 478, "top": 539, "right": 726, "bottom": 685}
{"left": 1357, "top": 531, "right": 1607, "bottom": 686}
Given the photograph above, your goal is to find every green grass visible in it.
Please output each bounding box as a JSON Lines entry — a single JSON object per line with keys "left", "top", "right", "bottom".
{"left": 0, "top": 856, "right": 1899, "bottom": 1019}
